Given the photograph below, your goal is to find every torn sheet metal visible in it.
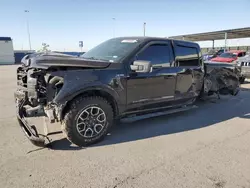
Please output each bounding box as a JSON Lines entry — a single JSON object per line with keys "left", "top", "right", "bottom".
{"left": 204, "top": 62, "right": 240, "bottom": 96}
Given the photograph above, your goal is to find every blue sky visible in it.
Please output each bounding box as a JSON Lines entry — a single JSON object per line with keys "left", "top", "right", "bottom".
{"left": 1, "top": 0, "right": 250, "bottom": 51}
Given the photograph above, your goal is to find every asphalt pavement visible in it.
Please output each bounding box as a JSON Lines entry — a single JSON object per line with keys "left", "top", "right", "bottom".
{"left": 0, "top": 65, "right": 250, "bottom": 188}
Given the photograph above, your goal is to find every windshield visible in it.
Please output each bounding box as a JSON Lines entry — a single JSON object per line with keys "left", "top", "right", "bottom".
{"left": 81, "top": 38, "right": 141, "bottom": 62}
{"left": 219, "top": 52, "right": 237, "bottom": 58}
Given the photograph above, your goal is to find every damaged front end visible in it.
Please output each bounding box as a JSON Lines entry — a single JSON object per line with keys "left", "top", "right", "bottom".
{"left": 14, "top": 52, "right": 109, "bottom": 147}
{"left": 15, "top": 67, "right": 50, "bottom": 147}
{"left": 15, "top": 66, "right": 64, "bottom": 147}
{"left": 14, "top": 55, "right": 66, "bottom": 147}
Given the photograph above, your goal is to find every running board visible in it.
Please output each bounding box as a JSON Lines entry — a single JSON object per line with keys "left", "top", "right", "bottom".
{"left": 122, "top": 105, "right": 198, "bottom": 122}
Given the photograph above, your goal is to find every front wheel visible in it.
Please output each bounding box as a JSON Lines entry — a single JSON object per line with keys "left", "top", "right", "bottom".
{"left": 62, "top": 96, "right": 114, "bottom": 147}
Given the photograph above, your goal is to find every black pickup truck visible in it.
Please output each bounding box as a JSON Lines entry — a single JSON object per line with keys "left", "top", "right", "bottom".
{"left": 15, "top": 37, "right": 240, "bottom": 147}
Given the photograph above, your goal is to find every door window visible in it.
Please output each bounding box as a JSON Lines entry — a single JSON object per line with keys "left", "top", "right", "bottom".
{"left": 136, "top": 44, "right": 171, "bottom": 67}
{"left": 175, "top": 45, "right": 199, "bottom": 66}
{"left": 238, "top": 52, "right": 245, "bottom": 57}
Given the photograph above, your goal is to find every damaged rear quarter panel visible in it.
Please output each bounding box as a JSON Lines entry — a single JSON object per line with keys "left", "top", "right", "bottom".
{"left": 204, "top": 62, "right": 240, "bottom": 95}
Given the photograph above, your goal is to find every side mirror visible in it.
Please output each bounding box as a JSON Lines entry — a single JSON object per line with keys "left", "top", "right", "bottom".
{"left": 130, "top": 60, "right": 151, "bottom": 73}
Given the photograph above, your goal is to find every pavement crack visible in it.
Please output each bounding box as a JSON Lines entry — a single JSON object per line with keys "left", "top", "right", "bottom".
{"left": 111, "top": 163, "right": 164, "bottom": 188}
{"left": 112, "top": 176, "right": 133, "bottom": 188}
{"left": 207, "top": 176, "right": 226, "bottom": 188}
{"left": 27, "top": 147, "right": 48, "bottom": 154}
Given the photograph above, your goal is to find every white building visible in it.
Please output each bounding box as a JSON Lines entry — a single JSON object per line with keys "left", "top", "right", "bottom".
{"left": 0, "top": 37, "right": 15, "bottom": 65}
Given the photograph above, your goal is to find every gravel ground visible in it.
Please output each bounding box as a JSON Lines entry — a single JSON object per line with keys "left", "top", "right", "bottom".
{"left": 0, "top": 65, "right": 250, "bottom": 188}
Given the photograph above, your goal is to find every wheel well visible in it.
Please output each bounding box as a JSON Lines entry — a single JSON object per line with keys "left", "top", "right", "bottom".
{"left": 61, "top": 90, "right": 119, "bottom": 120}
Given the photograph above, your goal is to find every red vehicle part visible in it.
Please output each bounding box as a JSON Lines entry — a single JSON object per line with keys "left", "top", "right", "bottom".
{"left": 211, "top": 50, "right": 246, "bottom": 63}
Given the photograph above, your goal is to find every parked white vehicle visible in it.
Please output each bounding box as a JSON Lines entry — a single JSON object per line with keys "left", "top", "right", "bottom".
{"left": 237, "top": 51, "right": 250, "bottom": 83}
{"left": 0, "top": 37, "right": 15, "bottom": 65}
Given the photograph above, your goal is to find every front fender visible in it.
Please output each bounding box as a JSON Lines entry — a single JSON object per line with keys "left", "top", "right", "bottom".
{"left": 51, "top": 69, "right": 121, "bottom": 103}
{"left": 54, "top": 81, "right": 121, "bottom": 105}
{"left": 47, "top": 69, "right": 125, "bottom": 120}
{"left": 53, "top": 82, "right": 121, "bottom": 121}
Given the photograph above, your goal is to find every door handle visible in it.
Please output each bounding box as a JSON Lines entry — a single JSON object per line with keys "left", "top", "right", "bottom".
{"left": 163, "top": 74, "right": 176, "bottom": 79}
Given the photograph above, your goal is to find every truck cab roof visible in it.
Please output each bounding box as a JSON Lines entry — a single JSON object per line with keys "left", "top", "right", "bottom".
{"left": 112, "top": 36, "right": 200, "bottom": 47}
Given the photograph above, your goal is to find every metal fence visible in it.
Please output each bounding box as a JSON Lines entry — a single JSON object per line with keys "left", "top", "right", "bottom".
{"left": 201, "top": 46, "right": 250, "bottom": 54}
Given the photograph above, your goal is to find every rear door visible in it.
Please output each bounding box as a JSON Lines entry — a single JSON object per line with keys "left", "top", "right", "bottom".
{"left": 172, "top": 41, "right": 204, "bottom": 103}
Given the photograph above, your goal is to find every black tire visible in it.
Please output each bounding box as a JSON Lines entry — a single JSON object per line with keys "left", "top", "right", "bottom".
{"left": 239, "top": 77, "right": 245, "bottom": 84}
{"left": 62, "top": 96, "right": 114, "bottom": 147}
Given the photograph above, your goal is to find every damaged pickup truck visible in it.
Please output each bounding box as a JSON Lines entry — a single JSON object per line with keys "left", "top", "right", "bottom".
{"left": 14, "top": 37, "right": 240, "bottom": 147}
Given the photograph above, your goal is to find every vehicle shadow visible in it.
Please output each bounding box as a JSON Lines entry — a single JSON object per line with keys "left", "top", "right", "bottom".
{"left": 48, "top": 138, "right": 85, "bottom": 151}
{"left": 95, "top": 89, "right": 250, "bottom": 147}
{"left": 49, "top": 88, "right": 250, "bottom": 150}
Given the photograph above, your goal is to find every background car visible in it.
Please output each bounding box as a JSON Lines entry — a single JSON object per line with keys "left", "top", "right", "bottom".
{"left": 202, "top": 49, "right": 227, "bottom": 61}
{"left": 210, "top": 50, "right": 246, "bottom": 63}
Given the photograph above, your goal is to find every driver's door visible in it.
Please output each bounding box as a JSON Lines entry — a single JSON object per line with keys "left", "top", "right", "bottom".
{"left": 126, "top": 41, "right": 177, "bottom": 111}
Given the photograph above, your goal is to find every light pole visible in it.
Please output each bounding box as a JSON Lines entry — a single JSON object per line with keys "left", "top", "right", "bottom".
{"left": 24, "top": 10, "right": 32, "bottom": 50}
{"left": 112, "top": 18, "right": 116, "bottom": 37}
{"left": 79, "top": 41, "right": 83, "bottom": 52}
{"left": 224, "top": 32, "right": 227, "bottom": 49}
{"left": 143, "top": 22, "right": 146, "bottom": 36}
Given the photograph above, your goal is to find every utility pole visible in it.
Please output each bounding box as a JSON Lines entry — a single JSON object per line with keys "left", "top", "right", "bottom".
{"left": 24, "top": 10, "right": 32, "bottom": 51}
{"left": 224, "top": 32, "right": 227, "bottom": 49}
{"left": 112, "top": 18, "right": 116, "bottom": 37}
{"left": 143, "top": 22, "right": 146, "bottom": 36}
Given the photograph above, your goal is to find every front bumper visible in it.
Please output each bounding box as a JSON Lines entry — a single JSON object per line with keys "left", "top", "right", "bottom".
{"left": 14, "top": 89, "right": 46, "bottom": 147}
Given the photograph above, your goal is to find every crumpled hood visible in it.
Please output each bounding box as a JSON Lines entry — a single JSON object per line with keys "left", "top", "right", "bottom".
{"left": 210, "top": 57, "right": 236, "bottom": 63}
{"left": 21, "top": 52, "right": 111, "bottom": 69}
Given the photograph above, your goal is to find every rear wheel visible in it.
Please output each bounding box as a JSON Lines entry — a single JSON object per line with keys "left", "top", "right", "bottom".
{"left": 62, "top": 96, "right": 114, "bottom": 146}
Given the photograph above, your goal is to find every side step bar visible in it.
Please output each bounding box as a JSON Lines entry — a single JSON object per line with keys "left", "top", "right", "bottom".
{"left": 122, "top": 105, "right": 198, "bottom": 122}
